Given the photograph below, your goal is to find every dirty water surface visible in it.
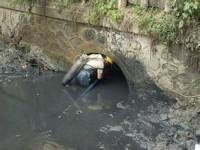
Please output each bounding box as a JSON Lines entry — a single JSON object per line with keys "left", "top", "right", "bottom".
{"left": 0, "top": 69, "right": 195, "bottom": 150}
{"left": 0, "top": 71, "right": 133, "bottom": 150}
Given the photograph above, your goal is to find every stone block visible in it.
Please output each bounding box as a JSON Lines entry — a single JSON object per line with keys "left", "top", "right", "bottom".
{"left": 173, "top": 73, "right": 191, "bottom": 85}
{"left": 158, "top": 75, "right": 173, "bottom": 89}
{"left": 96, "top": 33, "right": 107, "bottom": 45}
{"left": 172, "top": 73, "right": 192, "bottom": 92}
{"left": 161, "top": 52, "right": 171, "bottom": 60}
{"left": 148, "top": 59, "right": 161, "bottom": 71}
{"left": 162, "top": 63, "right": 178, "bottom": 77}
{"left": 83, "top": 29, "right": 96, "bottom": 41}
{"left": 69, "top": 37, "right": 84, "bottom": 50}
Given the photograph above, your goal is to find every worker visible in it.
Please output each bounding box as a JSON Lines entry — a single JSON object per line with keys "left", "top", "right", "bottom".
{"left": 62, "top": 53, "right": 113, "bottom": 87}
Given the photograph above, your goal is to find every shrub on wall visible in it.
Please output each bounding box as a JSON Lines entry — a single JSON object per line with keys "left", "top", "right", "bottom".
{"left": 132, "top": 0, "right": 200, "bottom": 46}
{"left": 88, "top": 0, "right": 122, "bottom": 23}
{"left": 133, "top": 6, "right": 179, "bottom": 45}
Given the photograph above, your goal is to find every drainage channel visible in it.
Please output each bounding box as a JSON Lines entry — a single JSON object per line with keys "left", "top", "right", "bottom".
{"left": 0, "top": 63, "right": 194, "bottom": 150}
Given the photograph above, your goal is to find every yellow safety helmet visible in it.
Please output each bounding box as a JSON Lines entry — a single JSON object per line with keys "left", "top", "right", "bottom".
{"left": 104, "top": 56, "right": 113, "bottom": 64}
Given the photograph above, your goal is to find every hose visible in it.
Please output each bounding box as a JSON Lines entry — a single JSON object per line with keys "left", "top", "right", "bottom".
{"left": 62, "top": 79, "right": 99, "bottom": 114}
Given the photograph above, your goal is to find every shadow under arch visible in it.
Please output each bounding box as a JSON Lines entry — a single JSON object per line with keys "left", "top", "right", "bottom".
{"left": 85, "top": 52, "right": 130, "bottom": 89}
{"left": 85, "top": 50, "right": 146, "bottom": 94}
{"left": 86, "top": 50, "right": 177, "bottom": 106}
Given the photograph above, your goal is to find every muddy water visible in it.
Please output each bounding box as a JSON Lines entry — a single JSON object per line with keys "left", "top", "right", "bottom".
{"left": 0, "top": 71, "right": 144, "bottom": 150}
{"left": 0, "top": 68, "right": 185, "bottom": 150}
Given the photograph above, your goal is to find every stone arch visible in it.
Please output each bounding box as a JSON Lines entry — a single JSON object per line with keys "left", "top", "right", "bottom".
{"left": 99, "top": 50, "right": 150, "bottom": 92}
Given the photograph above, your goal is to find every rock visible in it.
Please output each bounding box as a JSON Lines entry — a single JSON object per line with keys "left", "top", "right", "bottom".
{"left": 148, "top": 59, "right": 161, "bottom": 71}
{"left": 158, "top": 75, "right": 173, "bottom": 89}
{"left": 96, "top": 33, "right": 106, "bottom": 44}
{"left": 83, "top": 29, "right": 96, "bottom": 41}
{"left": 161, "top": 51, "right": 173, "bottom": 61}
{"left": 172, "top": 73, "right": 192, "bottom": 92}
{"left": 162, "top": 63, "right": 178, "bottom": 74}
{"left": 88, "top": 105, "right": 103, "bottom": 111}
{"left": 160, "top": 114, "right": 168, "bottom": 121}
{"left": 69, "top": 37, "right": 83, "bottom": 49}
{"left": 41, "top": 142, "right": 66, "bottom": 150}
{"left": 173, "top": 74, "right": 191, "bottom": 85}
{"left": 116, "top": 101, "right": 129, "bottom": 109}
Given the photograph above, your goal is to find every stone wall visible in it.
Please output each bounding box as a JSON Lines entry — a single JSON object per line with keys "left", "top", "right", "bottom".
{"left": 0, "top": 2, "right": 199, "bottom": 97}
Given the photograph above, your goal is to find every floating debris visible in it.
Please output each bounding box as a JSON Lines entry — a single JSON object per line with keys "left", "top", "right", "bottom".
{"left": 88, "top": 105, "right": 103, "bottom": 111}
{"left": 116, "top": 101, "right": 129, "bottom": 109}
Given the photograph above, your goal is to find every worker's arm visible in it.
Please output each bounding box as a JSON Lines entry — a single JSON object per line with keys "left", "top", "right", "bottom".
{"left": 62, "top": 55, "right": 88, "bottom": 86}
{"left": 97, "top": 69, "right": 103, "bottom": 80}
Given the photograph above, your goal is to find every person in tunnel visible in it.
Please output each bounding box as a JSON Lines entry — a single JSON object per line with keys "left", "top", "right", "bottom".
{"left": 62, "top": 53, "right": 113, "bottom": 87}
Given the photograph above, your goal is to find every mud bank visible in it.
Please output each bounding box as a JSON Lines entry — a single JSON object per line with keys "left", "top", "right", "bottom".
{"left": 0, "top": 39, "right": 59, "bottom": 82}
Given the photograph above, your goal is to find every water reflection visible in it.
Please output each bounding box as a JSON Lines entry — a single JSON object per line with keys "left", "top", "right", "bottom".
{"left": 0, "top": 71, "right": 130, "bottom": 150}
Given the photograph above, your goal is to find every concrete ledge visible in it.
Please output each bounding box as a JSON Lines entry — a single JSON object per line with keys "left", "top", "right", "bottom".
{"left": 0, "top": 0, "right": 143, "bottom": 34}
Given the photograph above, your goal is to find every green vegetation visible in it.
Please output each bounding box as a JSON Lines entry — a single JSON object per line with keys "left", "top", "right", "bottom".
{"left": 172, "top": 0, "right": 200, "bottom": 21}
{"left": 132, "top": 0, "right": 200, "bottom": 45}
{"left": 133, "top": 6, "right": 178, "bottom": 45}
{"left": 171, "top": 0, "right": 200, "bottom": 53}
{"left": 88, "top": 0, "right": 122, "bottom": 23}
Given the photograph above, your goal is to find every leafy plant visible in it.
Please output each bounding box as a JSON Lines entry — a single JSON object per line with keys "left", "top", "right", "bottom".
{"left": 109, "top": 10, "right": 122, "bottom": 22}
{"left": 88, "top": 0, "right": 122, "bottom": 23}
{"left": 149, "top": 14, "right": 178, "bottom": 44}
{"left": 133, "top": 5, "right": 178, "bottom": 45}
{"left": 171, "top": 0, "right": 200, "bottom": 28}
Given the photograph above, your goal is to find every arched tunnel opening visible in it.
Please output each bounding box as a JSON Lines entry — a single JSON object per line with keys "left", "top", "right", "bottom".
{"left": 62, "top": 52, "right": 130, "bottom": 113}
{"left": 84, "top": 52, "right": 129, "bottom": 86}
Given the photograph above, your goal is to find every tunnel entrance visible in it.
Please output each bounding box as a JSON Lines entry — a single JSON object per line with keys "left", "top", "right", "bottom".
{"left": 84, "top": 53, "right": 129, "bottom": 88}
